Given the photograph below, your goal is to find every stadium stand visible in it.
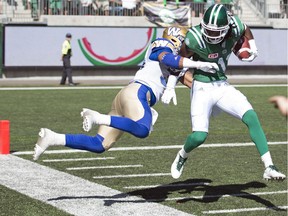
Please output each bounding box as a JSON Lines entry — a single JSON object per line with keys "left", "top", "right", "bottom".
{"left": 0, "top": 0, "right": 286, "bottom": 28}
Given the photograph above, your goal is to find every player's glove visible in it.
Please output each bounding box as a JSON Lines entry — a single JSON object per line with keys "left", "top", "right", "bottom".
{"left": 161, "top": 75, "right": 178, "bottom": 105}
{"left": 161, "top": 88, "right": 177, "bottom": 105}
{"left": 149, "top": 107, "right": 159, "bottom": 133}
{"left": 242, "top": 39, "right": 258, "bottom": 62}
{"left": 182, "top": 58, "right": 219, "bottom": 73}
{"left": 196, "top": 62, "right": 219, "bottom": 73}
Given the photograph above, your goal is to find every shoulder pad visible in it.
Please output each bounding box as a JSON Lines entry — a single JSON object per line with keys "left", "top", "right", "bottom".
{"left": 230, "top": 15, "right": 245, "bottom": 37}
{"left": 185, "top": 25, "right": 207, "bottom": 49}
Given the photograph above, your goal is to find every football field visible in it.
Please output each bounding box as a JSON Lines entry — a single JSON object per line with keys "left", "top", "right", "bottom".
{"left": 0, "top": 83, "right": 287, "bottom": 216}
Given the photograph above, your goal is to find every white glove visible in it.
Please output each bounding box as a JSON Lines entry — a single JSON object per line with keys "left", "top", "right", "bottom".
{"left": 161, "top": 88, "right": 177, "bottom": 105}
{"left": 242, "top": 39, "right": 258, "bottom": 62}
{"left": 161, "top": 75, "right": 178, "bottom": 105}
{"left": 196, "top": 62, "right": 219, "bottom": 73}
{"left": 149, "top": 107, "right": 159, "bottom": 133}
{"left": 182, "top": 58, "right": 219, "bottom": 73}
{"left": 150, "top": 107, "right": 158, "bottom": 125}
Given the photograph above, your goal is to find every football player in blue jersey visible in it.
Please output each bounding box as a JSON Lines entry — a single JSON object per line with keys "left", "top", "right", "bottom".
{"left": 167, "top": 4, "right": 286, "bottom": 181}
{"left": 33, "top": 26, "right": 219, "bottom": 160}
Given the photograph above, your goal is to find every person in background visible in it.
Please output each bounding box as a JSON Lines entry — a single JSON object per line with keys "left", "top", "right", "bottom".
{"left": 269, "top": 95, "right": 288, "bottom": 117}
{"left": 191, "top": 0, "right": 205, "bottom": 17}
{"left": 122, "top": 0, "right": 137, "bottom": 16}
{"left": 95, "top": 0, "right": 110, "bottom": 15}
{"left": 221, "top": 0, "right": 233, "bottom": 12}
{"left": 49, "top": 0, "right": 62, "bottom": 14}
{"left": 60, "top": 33, "right": 76, "bottom": 86}
{"left": 64, "top": 0, "right": 78, "bottom": 15}
{"left": 33, "top": 26, "right": 218, "bottom": 161}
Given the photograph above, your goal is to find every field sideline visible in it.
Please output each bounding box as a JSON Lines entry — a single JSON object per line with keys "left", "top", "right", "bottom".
{"left": 0, "top": 83, "right": 287, "bottom": 216}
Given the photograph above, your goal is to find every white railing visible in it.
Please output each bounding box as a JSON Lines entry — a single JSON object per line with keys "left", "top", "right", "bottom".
{"left": 250, "top": 0, "right": 287, "bottom": 18}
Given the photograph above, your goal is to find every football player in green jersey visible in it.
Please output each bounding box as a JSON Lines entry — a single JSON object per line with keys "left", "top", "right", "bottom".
{"left": 167, "top": 4, "right": 286, "bottom": 180}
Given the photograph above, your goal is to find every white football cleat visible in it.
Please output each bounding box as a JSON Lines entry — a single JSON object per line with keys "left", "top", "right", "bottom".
{"left": 33, "top": 128, "right": 55, "bottom": 161}
{"left": 81, "top": 108, "right": 101, "bottom": 132}
{"left": 263, "top": 165, "right": 286, "bottom": 181}
{"left": 171, "top": 152, "right": 187, "bottom": 179}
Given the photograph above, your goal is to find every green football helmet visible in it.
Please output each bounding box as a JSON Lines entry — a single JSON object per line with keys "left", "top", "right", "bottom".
{"left": 201, "top": 4, "right": 231, "bottom": 44}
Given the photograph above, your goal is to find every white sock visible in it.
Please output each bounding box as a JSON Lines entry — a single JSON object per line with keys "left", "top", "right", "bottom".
{"left": 179, "top": 147, "right": 189, "bottom": 158}
{"left": 261, "top": 151, "right": 273, "bottom": 168}
{"left": 98, "top": 114, "right": 111, "bottom": 125}
{"left": 51, "top": 132, "right": 66, "bottom": 146}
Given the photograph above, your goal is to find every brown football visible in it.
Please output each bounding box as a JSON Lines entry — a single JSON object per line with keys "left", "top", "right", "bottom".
{"left": 233, "top": 36, "right": 251, "bottom": 60}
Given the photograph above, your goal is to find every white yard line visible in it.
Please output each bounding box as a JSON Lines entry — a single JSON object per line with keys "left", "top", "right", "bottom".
{"left": 67, "top": 164, "right": 143, "bottom": 170}
{"left": 93, "top": 173, "right": 171, "bottom": 179}
{"left": 123, "top": 190, "right": 288, "bottom": 203}
{"left": 43, "top": 157, "right": 115, "bottom": 162}
{"left": 202, "top": 205, "right": 288, "bottom": 214}
{"left": 123, "top": 182, "right": 211, "bottom": 189}
{"left": 0, "top": 155, "right": 193, "bottom": 216}
{"left": 12, "top": 141, "right": 288, "bottom": 156}
{"left": 0, "top": 83, "right": 287, "bottom": 91}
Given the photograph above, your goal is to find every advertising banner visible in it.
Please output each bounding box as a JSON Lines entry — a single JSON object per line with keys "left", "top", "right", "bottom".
{"left": 4, "top": 26, "right": 287, "bottom": 67}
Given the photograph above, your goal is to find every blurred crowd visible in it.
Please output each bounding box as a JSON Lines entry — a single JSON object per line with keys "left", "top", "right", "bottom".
{"left": 22, "top": 0, "right": 143, "bottom": 16}
{"left": 17, "top": 0, "right": 243, "bottom": 17}
{"left": 4, "top": 0, "right": 288, "bottom": 18}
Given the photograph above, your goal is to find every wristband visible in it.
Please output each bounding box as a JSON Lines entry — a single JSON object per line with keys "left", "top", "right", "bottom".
{"left": 248, "top": 39, "right": 257, "bottom": 51}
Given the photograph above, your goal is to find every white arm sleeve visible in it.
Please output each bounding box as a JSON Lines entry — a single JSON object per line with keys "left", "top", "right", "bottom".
{"left": 166, "top": 75, "right": 178, "bottom": 89}
{"left": 182, "top": 58, "right": 201, "bottom": 68}
{"left": 182, "top": 58, "right": 219, "bottom": 73}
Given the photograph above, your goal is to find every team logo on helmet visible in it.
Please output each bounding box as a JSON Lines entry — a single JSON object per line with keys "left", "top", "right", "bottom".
{"left": 163, "top": 26, "right": 188, "bottom": 51}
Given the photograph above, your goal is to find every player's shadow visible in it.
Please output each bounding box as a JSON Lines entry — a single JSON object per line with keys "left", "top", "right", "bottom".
{"left": 127, "top": 178, "right": 211, "bottom": 202}
{"left": 47, "top": 179, "right": 285, "bottom": 212}
{"left": 128, "top": 179, "right": 286, "bottom": 212}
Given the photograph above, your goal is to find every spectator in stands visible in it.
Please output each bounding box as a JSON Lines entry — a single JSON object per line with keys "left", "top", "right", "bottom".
{"left": 64, "top": 0, "right": 78, "bottom": 15}
{"left": 49, "top": 0, "right": 62, "bottom": 15}
{"left": 122, "top": 0, "right": 140, "bottom": 16}
{"left": 60, "top": 33, "right": 76, "bottom": 86}
{"left": 78, "top": 0, "right": 95, "bottom": 15}
{"left": 204, "top": 0, "right": 218, "bottom": 10}
{"left": 280, "top": 0, "right": 287, "bottom": 18}
{"left": 42, "top": 0, "right": 49, "bottom": 14}
{"left": 221, "top": 0, "right": 233, "bottom": 12}
{"left": 191, "top": 0, "right": 205, "bottom": 17}
{"left": 109, "top": 0, "right": 123, "bottom": 16}
{"left": 30, "top": 0, "right": 38, "bottom": 18}
{"left": 95, "top": 0, "right": 110, "bottom": 15}
{"left": 232, "top": 0, "right": 242, "bottom": 15}
{"left": 7, "top": 0, "right": 18, "bottom": 9}
{"left": 23, "top": 0, "right": 29, "bottom": 10}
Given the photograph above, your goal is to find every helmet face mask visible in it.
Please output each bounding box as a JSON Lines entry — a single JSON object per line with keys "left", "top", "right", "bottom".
{"left": 201, "top": 4, "right": 230, "bottom": 44}
{"left": 163, "top": 26, "right": 188, "bottom": 51}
